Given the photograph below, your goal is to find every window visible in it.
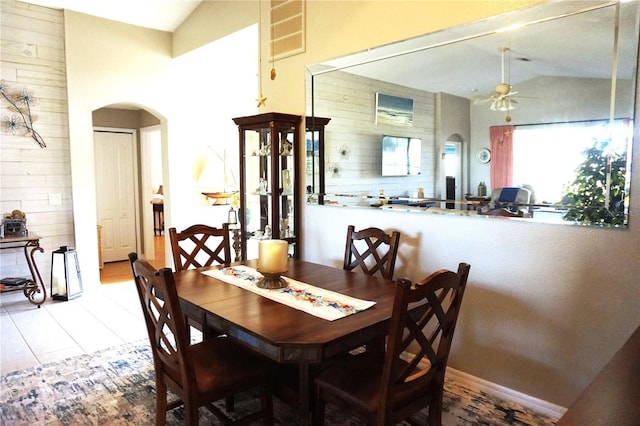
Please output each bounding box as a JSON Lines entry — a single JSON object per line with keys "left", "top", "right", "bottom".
{"left": 512, "top": 119, "right": 631, "bottom": 204}
{"left": 381, "top": 135, "right": 421, "bottom": 176}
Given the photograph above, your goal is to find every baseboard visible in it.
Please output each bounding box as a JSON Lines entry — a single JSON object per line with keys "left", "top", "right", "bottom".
{"left": 446, "top": 367, "right": 567, "bottom": 420}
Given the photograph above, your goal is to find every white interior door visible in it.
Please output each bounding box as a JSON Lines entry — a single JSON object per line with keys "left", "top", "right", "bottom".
{"left": 94, "top": 130, "right": 138, "bottom": 262}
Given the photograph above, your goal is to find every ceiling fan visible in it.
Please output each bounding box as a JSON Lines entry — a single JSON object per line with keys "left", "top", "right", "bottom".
{"left": 473, "top": 47, "right": 520, "bottom": 112}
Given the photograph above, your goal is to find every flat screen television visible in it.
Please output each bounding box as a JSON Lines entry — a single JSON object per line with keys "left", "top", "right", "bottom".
{"left": 381, "top": 135, "right": 421, "bottom": 176}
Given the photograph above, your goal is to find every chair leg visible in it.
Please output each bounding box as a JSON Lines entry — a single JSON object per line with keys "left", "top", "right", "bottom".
{"left": 185, "top": 402, "right": 200, "bottom": 426}
{"left": 155, "top": 380, "right": 168, "bottom": 426}
{"left": 261, "top": 383, "right": 274, "bottom": 426}
{"left": 428, "top": 399, "right": 442, "bottom": 426}
{"left": 225, "top": 395, "right": 235, "bottom": 412}
{"left": 312, "top": 393, "right": 326, "bottom": 426}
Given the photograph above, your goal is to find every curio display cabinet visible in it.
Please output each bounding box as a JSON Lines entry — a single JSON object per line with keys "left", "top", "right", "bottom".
{"left": 233, "top": 113, "right": 302, "bottom": 260}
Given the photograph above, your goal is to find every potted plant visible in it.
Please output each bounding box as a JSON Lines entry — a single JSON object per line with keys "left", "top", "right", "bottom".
{"left": 561, "top": 139, "right": 627, "bottom": 226}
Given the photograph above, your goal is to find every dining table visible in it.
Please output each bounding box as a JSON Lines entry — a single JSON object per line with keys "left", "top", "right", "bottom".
{"left": 172, "top": 258, "right": 408, "bottom": 425}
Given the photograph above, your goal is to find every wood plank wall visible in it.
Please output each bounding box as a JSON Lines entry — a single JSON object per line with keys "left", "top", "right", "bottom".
{"left": 310, "top": 70, "right": 436, "bottom": 205}
{"left": 1, "top": 0, "right": 72, "bottom": 279}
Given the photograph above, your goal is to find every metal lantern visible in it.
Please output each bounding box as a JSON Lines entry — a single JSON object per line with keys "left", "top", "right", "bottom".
{"left": 50, "top": 246, "right": 83, "bottom": 301}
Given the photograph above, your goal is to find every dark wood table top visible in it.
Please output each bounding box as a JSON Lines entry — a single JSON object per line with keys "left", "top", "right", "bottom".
{"left": 556, "top": 324, "right": 640, "bottom": 425}
{"left": 173, "top": 258, "right": 399, "bottom": 363}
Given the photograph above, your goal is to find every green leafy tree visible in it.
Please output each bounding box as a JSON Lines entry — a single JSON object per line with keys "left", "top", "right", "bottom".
{"left": 561, "top": 139, "right": 627, "bottom": 226}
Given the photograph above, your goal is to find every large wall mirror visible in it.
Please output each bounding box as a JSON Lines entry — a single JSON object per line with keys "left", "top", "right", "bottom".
{"left": 305, "top": 0, "right": 639, "bottom": 227}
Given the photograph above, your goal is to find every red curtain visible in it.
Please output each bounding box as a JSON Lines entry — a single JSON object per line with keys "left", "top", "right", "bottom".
{"left": 489, "top": 125, "right": 514, "bottom": 190}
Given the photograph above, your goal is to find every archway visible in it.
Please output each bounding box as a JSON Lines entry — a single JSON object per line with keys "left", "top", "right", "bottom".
{"left": 92, "top": 104, "right": 165, "bottom": 283}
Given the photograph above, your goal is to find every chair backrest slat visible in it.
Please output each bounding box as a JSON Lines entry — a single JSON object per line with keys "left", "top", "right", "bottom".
{"left": 343, "top": 225, "right": 400, "bottom": 280}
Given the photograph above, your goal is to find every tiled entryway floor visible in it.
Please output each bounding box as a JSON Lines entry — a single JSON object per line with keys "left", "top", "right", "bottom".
{"left": 0, "top": 279, "right": 147, "bottom": 375}
{"left": 1, "top": 237, "right": 166, "bottom": 375}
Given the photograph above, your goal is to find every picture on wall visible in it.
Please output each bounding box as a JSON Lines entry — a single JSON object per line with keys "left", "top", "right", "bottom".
{"left": 375, "top": 93, "right": 414, "bottom": 126}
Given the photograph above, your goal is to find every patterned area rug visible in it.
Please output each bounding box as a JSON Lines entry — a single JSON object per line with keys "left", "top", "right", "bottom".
{"left": 0, "top": 341, "right": 558, "bottom": 425}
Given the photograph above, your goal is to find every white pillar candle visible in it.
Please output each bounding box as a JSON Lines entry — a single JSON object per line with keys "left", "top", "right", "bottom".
{"left": 258, "top": 240, "right": 288, "bottom": 273}
{"left": 51, "top": 257, "right": 67, "bottom": 296}
{"left": 55, "top": 276, "right": 67, "bottom": 296}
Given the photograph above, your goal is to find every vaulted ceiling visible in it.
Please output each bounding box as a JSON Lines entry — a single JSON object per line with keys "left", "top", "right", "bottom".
{"left": 17, "top": 0, "right": 202, "bottom": 31}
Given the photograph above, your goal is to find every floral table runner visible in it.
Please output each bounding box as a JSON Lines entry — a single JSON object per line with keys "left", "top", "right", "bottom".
{"left": 202, "top": 265, "right": 376, "bottom": 321}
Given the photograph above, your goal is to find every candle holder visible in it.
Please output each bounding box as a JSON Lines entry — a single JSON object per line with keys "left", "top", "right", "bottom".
{"left": 257, "top": 271, "right": 288, "bottom": 289}
{"left": 257, "top": 239, "right": 289, "bottom": 289}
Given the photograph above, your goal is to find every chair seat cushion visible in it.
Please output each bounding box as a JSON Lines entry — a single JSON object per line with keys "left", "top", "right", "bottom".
{"left": 315, "top": 352, "right": 384, "bottom": 416}
{"left": 316, "top": 351, "right": 439, "bottom": 420}
{"left": 190, "top": 337, "right": 272, "bottom": 398}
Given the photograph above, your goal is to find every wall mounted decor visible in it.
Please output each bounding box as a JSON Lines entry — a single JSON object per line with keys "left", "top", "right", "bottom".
{"left": 0, "top": 80, "right": 46, "bottom": 148}
{"left": 476, "top": 148, "right": 491, "bottom": 164}
{"left": 375, "top": 92, "right": 414, "bottom": 126}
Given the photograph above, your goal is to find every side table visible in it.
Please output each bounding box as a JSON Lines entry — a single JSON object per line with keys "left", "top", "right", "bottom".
{"left": 0, "top": 233, "right": 46, "bottom": 307}
{"left": 464, "top": 195, "right": 491, "bottom": 211}
{"left": 152, "top": 201, "right": 164, "bottom": 236}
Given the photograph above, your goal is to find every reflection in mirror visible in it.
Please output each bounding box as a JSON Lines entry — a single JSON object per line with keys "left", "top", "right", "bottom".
{"left": 382, "top": 136, "right": 421, "bottom": 176}
{"left": 305, "top": 116, "right": 331, "bottom": 205}
{"left": 305, "top": 1, "right": 639, "bottom": 227}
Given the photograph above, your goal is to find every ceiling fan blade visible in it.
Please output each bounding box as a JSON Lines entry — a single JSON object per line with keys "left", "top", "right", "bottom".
{"left": 511, "top": 94, "right": 538, "bottom": 100}
{"left": 471, "top": 94, "right": 494, "bottom": 104}
{"left": 472, "top": 89, "right": 532, "bottom": 107}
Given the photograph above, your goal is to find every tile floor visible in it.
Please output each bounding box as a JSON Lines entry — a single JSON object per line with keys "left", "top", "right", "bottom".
{"left": 1, "top": 237, "right": 166, "bottom": 375}
{"left": 0, "top": 276, "right": 148, "bottom": 375}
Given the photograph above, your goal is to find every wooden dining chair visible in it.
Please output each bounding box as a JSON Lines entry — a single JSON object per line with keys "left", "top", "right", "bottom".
{"left": 343, "top": 225, "right": 401, "bottom": 353}
{"left": 169, "top": 223, "right": 231, "bottom": 339}
{"left": 343, "top": 225, "right": 401, "bottom": 280}
{"left": 313, "top": 262, "right": 471, "bottom": 426}
{"left": 169, "top": 223, "right": 231, "bottom": 271}
{"left": 128, "top": 253, "right": 274, "bottom": 426}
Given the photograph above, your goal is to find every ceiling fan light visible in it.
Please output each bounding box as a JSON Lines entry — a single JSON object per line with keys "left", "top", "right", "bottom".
{"left": 491, "top": 97, "right": 516, "bottom": 112}
{"left": 501, "top": 98, "right": 515, "bottom": 111}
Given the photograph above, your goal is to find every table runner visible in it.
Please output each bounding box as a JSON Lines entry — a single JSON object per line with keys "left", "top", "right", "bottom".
{"left": 202, "top": 265, "right": 376, "bottom": 321}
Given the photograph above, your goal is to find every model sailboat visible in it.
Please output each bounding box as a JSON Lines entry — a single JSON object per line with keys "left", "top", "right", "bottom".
{"left": 199, "top": 146, "right": 238, "bottom": 205}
